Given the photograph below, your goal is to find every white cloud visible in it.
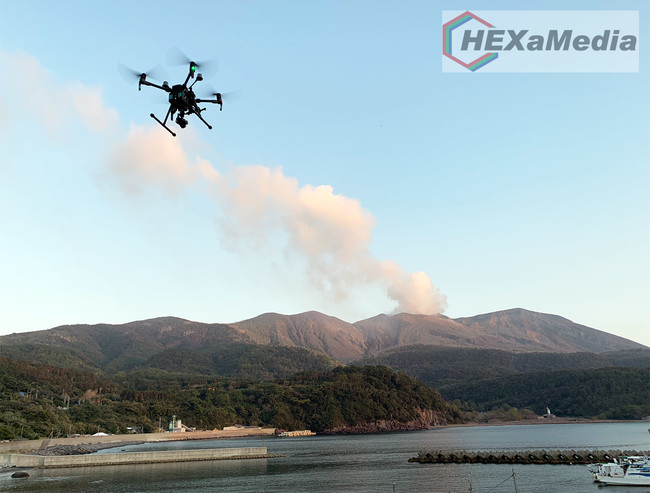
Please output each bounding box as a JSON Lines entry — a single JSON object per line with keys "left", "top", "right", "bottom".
{"left": 0, "top": 49, "right": 118, "bottom": 135}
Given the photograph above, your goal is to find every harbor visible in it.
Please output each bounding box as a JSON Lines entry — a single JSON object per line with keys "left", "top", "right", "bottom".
{"left": 2, "top": 422, "right": 649, "bottom": 492}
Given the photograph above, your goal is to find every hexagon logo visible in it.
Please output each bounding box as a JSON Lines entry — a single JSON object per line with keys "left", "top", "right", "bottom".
{"left": 443, "top": 11, "right": 498, "bottom": 71}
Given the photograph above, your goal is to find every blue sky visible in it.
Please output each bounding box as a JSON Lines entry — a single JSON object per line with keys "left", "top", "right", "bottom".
{"left": 0, "top": 0, "right": 648, "bottom": 346}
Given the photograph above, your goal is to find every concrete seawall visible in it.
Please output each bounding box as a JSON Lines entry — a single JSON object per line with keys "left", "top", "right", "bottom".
{"left": 0, "top": 428, "right": 276, "bottom": 454}
{"left": 1, "top": 447, "right": 276, "bottom": 469}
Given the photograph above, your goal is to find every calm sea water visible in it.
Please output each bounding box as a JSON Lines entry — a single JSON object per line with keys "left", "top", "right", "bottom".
{"left": 1, "top": 422, "right": 649, "bottom": 492}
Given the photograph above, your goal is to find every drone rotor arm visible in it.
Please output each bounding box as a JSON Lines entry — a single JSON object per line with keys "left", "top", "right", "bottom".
{"left": 196, "top": 98, "right": 222, "bottom": 111}
{"left": 140, "top": 80, "right": 171, "bottom": 92}
{"left": 182, "top": 70, "right": 194, "bottom": 88}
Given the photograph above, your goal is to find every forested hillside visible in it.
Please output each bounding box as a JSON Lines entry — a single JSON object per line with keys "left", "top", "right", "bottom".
{"left": 0, "top": 341, "right": 342, "bottom": 381}
{"left": 0, "top": 358, "right": 461, "bottom": 440}
{"left": 440, "top": 367, "right": 650, "bottom": 419}
{"left": 357, "top": 346, "right": 649, "bottom": 419}
{"left": 357, "top": 346, "right": 650, "bottom": 388}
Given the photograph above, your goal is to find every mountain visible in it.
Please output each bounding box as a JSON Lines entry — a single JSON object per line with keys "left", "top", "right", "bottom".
{"left": 0, "top": 317, "right": 251, "bottom": 372}
{"left": 354, "top": 308, "right": 644, "bottom": 354}
{"left": 1, "top": 309, "right": 648, "bottom": 434}
{"left": 0, "top": 309, "right": 645, "bottom": 376}
{"left": 354, "top": 313, "right": 481, "bottom": 353}
{"left": 230, "top": 308, "right": 645, "bottom": 361}
{"left": 230, "top": 311, "right": 365, "bottom": 362}
{"left": 454, "top": 308, "right": 641, "bottom": 353}
{"left": 0, "top": 316, "right": 339, "bottom": 376}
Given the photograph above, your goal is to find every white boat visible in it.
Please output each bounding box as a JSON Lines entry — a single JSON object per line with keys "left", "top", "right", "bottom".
{"left": 592, "top": 456, "right": 650, "bottom": 486}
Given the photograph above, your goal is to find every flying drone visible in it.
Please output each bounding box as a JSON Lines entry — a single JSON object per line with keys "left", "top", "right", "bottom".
{"left": 120, "top": 51, "right": 227, "bottom": 137}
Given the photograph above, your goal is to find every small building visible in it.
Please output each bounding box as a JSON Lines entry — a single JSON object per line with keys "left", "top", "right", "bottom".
{"left": 169, "top": 415, "right": 194, "bottom": 433}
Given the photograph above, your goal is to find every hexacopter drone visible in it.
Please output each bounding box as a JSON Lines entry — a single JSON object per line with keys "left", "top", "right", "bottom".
{"left": 120, "top": 51, "right": 226, "bottom": 137}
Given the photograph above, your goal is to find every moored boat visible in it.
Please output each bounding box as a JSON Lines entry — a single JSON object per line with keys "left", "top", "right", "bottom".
{"left": 592, "top": 456, "right": 650, "bottom": 486}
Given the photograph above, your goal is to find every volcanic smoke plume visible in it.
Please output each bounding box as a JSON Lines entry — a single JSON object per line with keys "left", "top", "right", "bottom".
{"left": 107, "top": 126, "right": 447, "bottom": 315}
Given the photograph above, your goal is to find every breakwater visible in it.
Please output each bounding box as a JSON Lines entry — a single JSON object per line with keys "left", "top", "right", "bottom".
{"left": 409, "top": 449, "right": 650, "bottom": 465}
{"left": 0, "top": 428, "right": 276, "bottom": 454}
{"left": 1, "top": 447, "right": 280, "bottom": 469}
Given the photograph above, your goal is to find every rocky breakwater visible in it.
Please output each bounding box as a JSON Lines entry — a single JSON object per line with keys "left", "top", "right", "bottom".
{"left": 409, "top": 449, "right": 650, "bottom": 465}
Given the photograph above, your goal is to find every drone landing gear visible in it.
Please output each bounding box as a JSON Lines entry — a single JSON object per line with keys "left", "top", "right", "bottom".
{"left": 150, "top": 113, "right": 176, "bottom": 137}
{"left": 194, "top": 109, "right": 212, "bottom": 130}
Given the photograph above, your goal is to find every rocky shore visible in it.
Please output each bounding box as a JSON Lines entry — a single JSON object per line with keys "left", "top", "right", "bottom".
{"left": 324, "top": 409, "right": 450, "bottom": 434}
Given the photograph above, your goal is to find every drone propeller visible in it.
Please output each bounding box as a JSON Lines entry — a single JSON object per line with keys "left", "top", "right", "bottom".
{"left": 212, "top": 90, "right": 241, "bottom": 103}
{"left": 202, "top": 85, "right": 241, "bottom": 103}
{"left": 117, "top": 63, "right": 166, "bottom": 84}
{"left": 166, "top": 46, "right": 218, "bottom": 76}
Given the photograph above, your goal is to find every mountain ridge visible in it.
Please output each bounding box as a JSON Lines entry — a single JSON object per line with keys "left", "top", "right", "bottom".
{"left": 0, "top": 308, "right": 645, "bottom": 373}
{"left": 230, "top": 311, "right": 366, "bottom": 362}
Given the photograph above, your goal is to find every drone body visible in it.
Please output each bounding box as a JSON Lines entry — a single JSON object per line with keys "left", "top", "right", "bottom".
{"left": 131, "top": 59, "right": 223, "bottom": 137}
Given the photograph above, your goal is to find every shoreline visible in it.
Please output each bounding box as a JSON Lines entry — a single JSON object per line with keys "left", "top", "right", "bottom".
{"left": 436, "top": 418, "right": 645, "bottom": 429}
{"left": 3, "top": 419, "right": 644, "bottom": 458}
